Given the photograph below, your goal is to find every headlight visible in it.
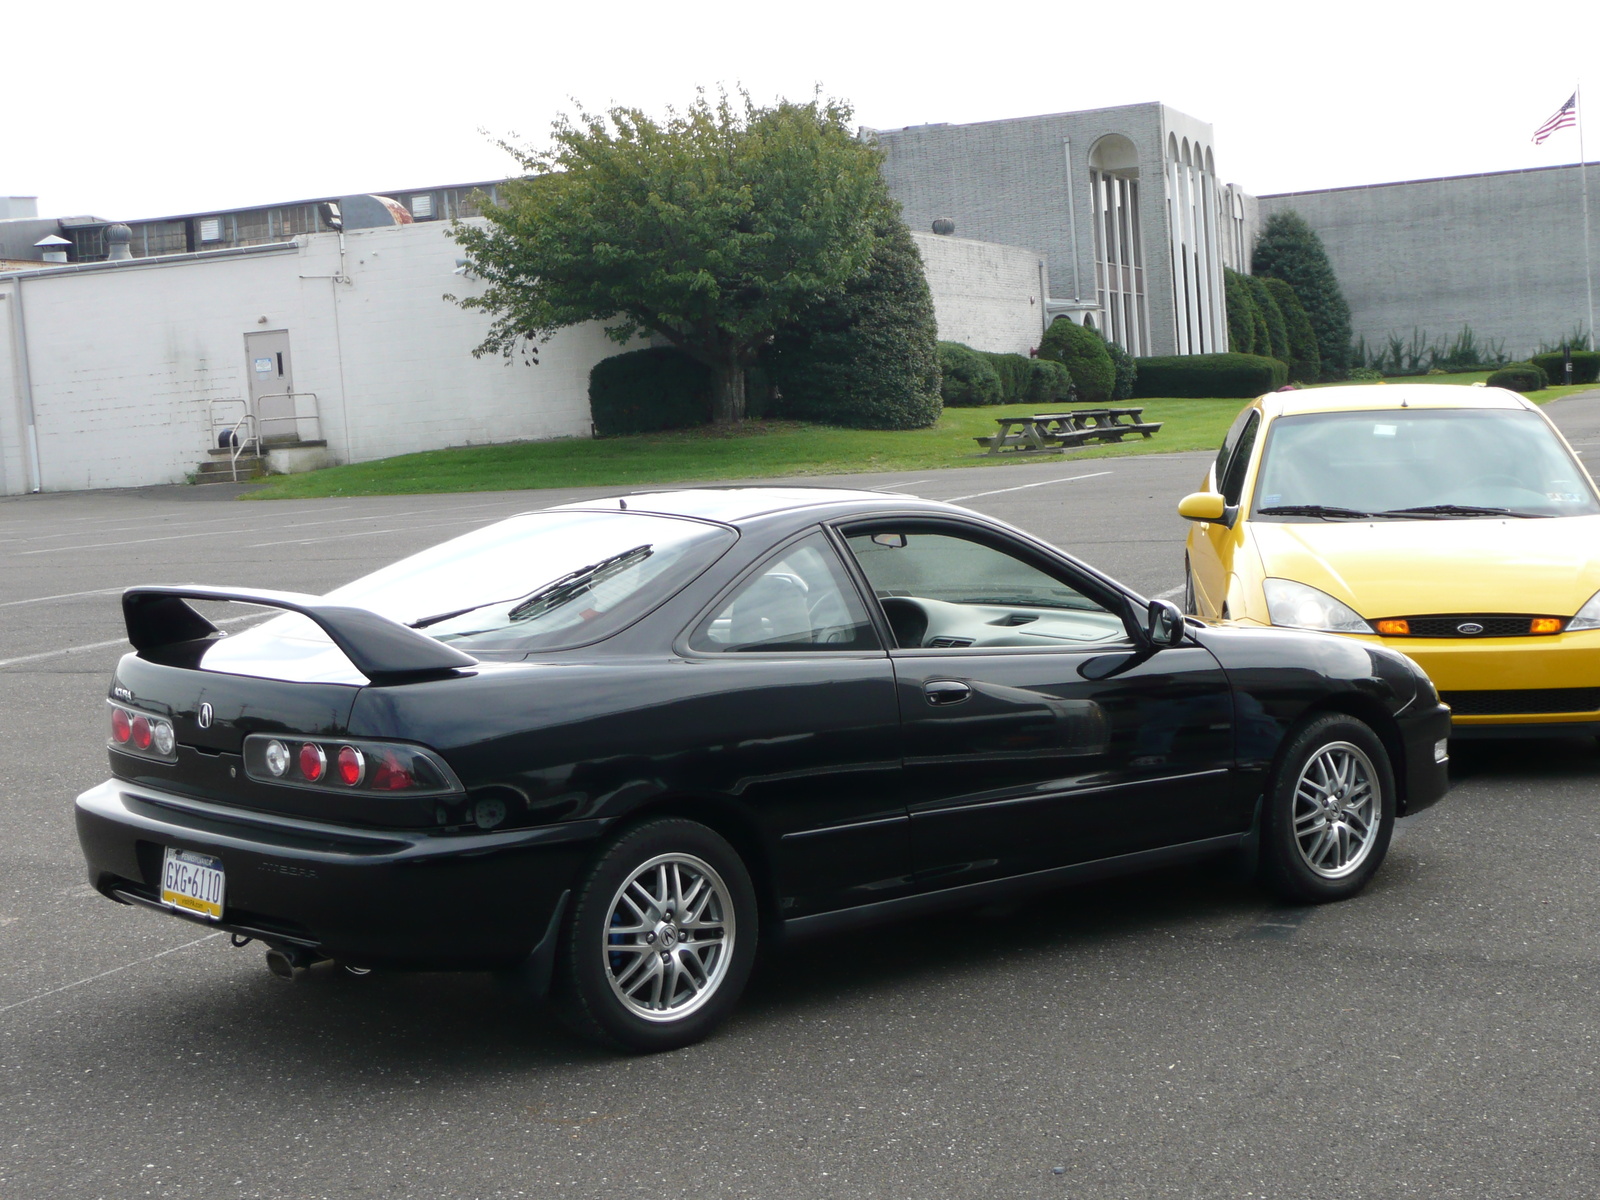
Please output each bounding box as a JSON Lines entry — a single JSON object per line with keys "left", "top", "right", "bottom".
{"left": 1569, "top": 590, "right": 1600, "bottom": 631}
{"left": 1263, "top": 578, "right": 1373, "bottom": 634}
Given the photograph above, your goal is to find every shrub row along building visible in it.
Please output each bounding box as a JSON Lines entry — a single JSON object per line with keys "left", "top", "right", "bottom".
{"left": 2, "top": 102, "right": 1595, "bottom": 494}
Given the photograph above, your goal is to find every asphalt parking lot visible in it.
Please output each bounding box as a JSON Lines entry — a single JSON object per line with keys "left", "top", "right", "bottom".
{"left": 4, "top": 396, "right": 1600, "bottom": 1199}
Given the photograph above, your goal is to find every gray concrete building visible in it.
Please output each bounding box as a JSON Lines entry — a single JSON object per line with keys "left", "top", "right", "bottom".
{"left": 1259, "top": 162, "right": 1599, "bottom": 361}
{"left": 870, "top": 103, "right": 1256, "bottom": 358}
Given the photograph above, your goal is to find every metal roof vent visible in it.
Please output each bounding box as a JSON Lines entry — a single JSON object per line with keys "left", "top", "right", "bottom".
{"left": 34, "top": 233, "right": 70, "bottom": 263}
{"left": 106, "top": 223, "right": 133, "bottom": 261}
{"left": 931, "top": 218, "right": 955, "bottom": 235}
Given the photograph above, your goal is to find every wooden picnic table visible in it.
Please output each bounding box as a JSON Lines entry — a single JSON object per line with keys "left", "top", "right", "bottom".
{"left": 974, "top": 407, "right": 1163, "bottom": 455}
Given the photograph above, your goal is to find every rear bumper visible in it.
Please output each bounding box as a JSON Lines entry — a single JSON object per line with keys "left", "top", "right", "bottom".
{"left": 1398, "top": 701, "right": 1452, "bottom": 817}
{"left": 75, "top": 779, "right": 603, "bottom": 971}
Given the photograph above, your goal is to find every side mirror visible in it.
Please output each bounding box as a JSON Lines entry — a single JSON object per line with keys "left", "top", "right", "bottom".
{"left": 1146, "top": 598, "right": 1185, "bottom": 648}
{"left": 1177, "top": 491, "right": 1228, "bottom": 522}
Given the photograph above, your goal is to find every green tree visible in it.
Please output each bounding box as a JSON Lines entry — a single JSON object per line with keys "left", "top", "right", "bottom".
{"left": 1244, "top": 274, "right": 1290, "bottom": 363}
{"left": 763, "top": 211, "right": 942, "bottom": 429}
{"left": 1252, "top": 211, "right": 1352, "bottom": 376}
{"left": 1262, "top": 276, "right": 1321, "bottom": 382}
{"left": 1038, "top": 318, "right": 1115, "bottom": 404}
{"left": 451, "top": 91, "right": 887, "bottom": 424}
{"left": 1223, "top": 269, "right": 1258, "bottom": 354}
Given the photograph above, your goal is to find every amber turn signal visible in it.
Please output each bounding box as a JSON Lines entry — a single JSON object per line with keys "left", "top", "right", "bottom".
{"left": 1530, "top": 618, "right": 1563, "bottom": 634}
{"left": 1375, "top": 619, "right": 1410, "bottom": 636}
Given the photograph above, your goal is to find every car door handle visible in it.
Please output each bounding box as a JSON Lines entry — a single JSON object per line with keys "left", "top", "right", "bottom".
{"left": 923, "top": 679, "right": 972, "bottom": 706}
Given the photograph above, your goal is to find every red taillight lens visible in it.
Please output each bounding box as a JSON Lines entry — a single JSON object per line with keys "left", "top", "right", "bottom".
{"left": 130, "top": 715, "right": 153, "bottom": 750}
{"left": 111, "top": 708, "right": 132, "bottom": 743}
{"left": 298, "top": 742, "right": 325, "bottom": 782}
{"left": 370, "top": 750, "right": 414, "bottom": 791}
{"left": 336, "top": 745, "right": 364, "bottom": 786}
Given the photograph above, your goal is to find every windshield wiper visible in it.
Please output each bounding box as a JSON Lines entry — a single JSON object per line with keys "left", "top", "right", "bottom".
{"left": 408, "top": 544, "right": 654, "bottom": 630}
{"left": 1255, "top": 504, "right": 1375, "bottom": 520}
{"left": 1377, "top": 504, "right": 1545, "bottom": 519}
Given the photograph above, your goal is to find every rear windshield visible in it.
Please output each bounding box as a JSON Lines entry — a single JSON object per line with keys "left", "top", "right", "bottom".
{"left": 1252, "top": 408, "right": 1600, "bottom": 519}
{"left": 242, "top": 510, "right": 737, "bottom": 657}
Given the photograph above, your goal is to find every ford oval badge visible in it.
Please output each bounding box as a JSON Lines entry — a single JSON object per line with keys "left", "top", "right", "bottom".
{"left": 198, "top": 702, "right": 214, "bottom": 729}
{"left": 1456, "top": 622, "right": 1485, "bottom": 636}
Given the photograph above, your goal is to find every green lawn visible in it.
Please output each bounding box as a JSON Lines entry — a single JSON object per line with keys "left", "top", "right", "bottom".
{"left": 244, "top": 377, "right": 1599, "bottom": 500}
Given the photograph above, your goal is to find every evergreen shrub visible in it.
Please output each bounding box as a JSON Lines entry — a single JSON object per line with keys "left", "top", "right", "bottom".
{"left": 589, "top": 347, "right": 712, "bottom": 435}
{"left": 938, "top": 342, "right": 1003, "bottom": 406}
{"left": 1244, "top": 275, "right": 1290, "bottom": 363}
{"left": 1024, "top": 359, "right": 1074, "bottom": 404}
{"left": 1487, "top": 362, "right": 1549, "bottom": 393}
{"left": 1263, "top": 277, "right": 1321, "bottom": 382}
{"left": 1529, "top": 351, "right": 1600, "bottom": 385}
{"left": 1104, "top": 340, "right": 1137, "bottom": 401}
{"left": 1132, "top": 353, "right": 1288, "bottom": 398}
{"left": 1038, "top": 318, "right": 1115, "bottom": 404}
{"left": 1253, "top": 210, "right": 1353, "bottom": 377}
{"left": 980, "top": 352, "right": 1035, "bottom": 402}
{"left": 1223, "top": 269, "right": 1258, "bottom": 354}
{"left": 762, "top": 214, "right": 942, "bottom": 429}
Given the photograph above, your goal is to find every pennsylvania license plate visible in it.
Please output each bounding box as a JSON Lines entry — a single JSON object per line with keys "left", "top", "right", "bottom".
{"left": 160, "top": 848, "right": 225, "bottom": 920}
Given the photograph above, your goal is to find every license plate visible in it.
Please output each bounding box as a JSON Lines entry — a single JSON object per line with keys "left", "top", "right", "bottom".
{"left": 160, "top": 848, "right": 225, "bottom": 920}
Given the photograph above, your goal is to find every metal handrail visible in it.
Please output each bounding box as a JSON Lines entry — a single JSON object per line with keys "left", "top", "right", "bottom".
{"left": 207, "top": 392, "right": 322, "bottom": 483}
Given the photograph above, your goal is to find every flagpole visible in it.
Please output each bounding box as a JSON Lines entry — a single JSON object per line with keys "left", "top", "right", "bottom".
{"left": 1581, "top": 83, "right": 1597, "bottom": 351}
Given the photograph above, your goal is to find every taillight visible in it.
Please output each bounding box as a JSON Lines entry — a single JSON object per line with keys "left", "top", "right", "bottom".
{"left": 242, "top": 735, "right": 460, "bottom": 797}
{"left": 107, "top": 703, "right": 176, "bottom": 763}
{"left": 336, "top": 746, "right": 365, "bottom": 786}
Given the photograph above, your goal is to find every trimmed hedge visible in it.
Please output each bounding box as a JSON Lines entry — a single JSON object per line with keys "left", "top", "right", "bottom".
{"left": 589, "top": 347, "right": 712, "bottom": 436}
{"left": 1132, "top": 353, "right": 1289, "bottom": 399}
{"left": 980, "top": 351, "right": 1035, "bottom": 402}
{"left": 938, "top": 342, "right": 1002, "bottom": 406}
{"left": 1487, "top": 362, "right": 1550, "bottom": 393}
{"left": 1038, "top": 318, "right": 1115, "bottom": 404}
{"left": 1529, "top": 351, "right": 1600, "bottom": 385}
{"left": 1224, "top": 270, "right": 1257, "bottom": 355}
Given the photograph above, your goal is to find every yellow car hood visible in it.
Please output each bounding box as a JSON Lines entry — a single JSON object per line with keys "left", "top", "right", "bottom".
{"left": 1250, "top": 515, "right": 1600, "bottom": 617}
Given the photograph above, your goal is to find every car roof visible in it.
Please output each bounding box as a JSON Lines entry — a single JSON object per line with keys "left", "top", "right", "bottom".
{"left": 550, "top": 486, "right": 938, "bottom": 525}
{"left": 1261, "top": 383, "right": 1534, "bottom": 419}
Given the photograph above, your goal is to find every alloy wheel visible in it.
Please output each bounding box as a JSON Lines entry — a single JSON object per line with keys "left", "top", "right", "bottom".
{"left": 602, "top": 853, "right": 735, "bottom": 1022}
{"left": 1291, "top": 740, "right": 1381, "bottom": 879}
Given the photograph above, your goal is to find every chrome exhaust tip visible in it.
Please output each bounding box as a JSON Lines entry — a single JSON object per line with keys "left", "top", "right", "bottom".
{"left": 264, "top": 946, "right": 315, "bottom": 981}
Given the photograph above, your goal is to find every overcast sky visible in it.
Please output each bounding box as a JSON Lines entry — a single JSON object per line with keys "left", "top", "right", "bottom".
{"left": 7, "top": 0, "right": 1595, "bottom": 221}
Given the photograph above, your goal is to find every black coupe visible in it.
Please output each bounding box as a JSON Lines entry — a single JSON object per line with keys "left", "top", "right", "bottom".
{"left": 76, "top": 487, "right": 1451, "bottom": 1051}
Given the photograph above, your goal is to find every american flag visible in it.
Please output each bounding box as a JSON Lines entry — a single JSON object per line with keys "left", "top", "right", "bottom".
{"left": 1532, "top": 93, "right": 1578, "bottom": 144}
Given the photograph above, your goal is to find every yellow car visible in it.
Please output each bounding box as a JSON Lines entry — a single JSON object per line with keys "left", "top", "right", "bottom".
{"left": 1179, "top": 384, "right": 1600, "bottom": 735}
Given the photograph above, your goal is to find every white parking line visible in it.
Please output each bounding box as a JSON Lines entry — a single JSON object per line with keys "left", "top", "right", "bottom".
{"left": 250, "top": 516, "right": 496, "bottom": 549}
{"left": 0, "top": 586, "right": 125, "bottom": 608}
{"left": 0, "top": 613, "right": 270, "bottom": 670}
{"left": 1153, "top": 584, "right": 1185, "bottom": 600}
{"left": 0, "top": 932, "right": 223, "bottom": 1017}
{"left": 943, "top": 471, "right": 1113, "bottom": 504}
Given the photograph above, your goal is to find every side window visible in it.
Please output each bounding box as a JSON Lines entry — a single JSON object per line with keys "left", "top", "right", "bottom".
{"left": 1220, "top": 411, "right": 1260, "bottom": 505}
{"left": 689, "top": 532, "right": 880, "bottom": 653}
{"left": 842, "top": 527, "right": 1130, "bottom": 650}
{"left": 1214, "top": 405, "right": 1257, "bottom": 490}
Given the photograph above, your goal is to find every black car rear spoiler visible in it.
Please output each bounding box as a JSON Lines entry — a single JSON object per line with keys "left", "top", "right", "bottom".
{"left": 122, "top": 585, "right": 478, "bottom": 685}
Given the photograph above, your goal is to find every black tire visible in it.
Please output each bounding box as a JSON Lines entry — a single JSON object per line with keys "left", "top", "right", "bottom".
{"left": 553, "top": 818, "right": 758, "bottom": 1053}
{"left": 1257, "top": 714, "right": 1395, "bottom": 904}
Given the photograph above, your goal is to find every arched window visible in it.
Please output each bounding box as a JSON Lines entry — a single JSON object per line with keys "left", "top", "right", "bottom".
{"left": 1089, "top": 134, "right": 1150, "bottom": 356}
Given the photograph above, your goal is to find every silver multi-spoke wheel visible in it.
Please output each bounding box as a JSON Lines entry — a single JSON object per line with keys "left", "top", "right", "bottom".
{"left": 602, "top": 852, "right": 735, "bottom": 1023}
{"left": 1291, "top": 740, "right": 1380, "bottom": 879}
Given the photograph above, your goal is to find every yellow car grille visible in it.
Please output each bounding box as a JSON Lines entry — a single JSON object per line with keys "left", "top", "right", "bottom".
{"left": 1378, "top": 614, "right": 1565, "bottom": 638}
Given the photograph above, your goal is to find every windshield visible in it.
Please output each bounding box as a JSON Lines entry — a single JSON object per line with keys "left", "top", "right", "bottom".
{"left": 222, "top": 510, "right": 737, "bottom": 658}
{"left": 1251, "top": 408, "right": 1600, "bottom": 520}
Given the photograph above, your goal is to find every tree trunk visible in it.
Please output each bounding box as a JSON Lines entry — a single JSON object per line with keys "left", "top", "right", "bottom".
{"left": 710, "top": 359, "right": 746, "bottom": 425}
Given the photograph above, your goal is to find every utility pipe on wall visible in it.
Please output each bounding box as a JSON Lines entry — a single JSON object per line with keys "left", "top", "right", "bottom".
{"left": 4, "top": 281, "right": 43, "bottom": 492}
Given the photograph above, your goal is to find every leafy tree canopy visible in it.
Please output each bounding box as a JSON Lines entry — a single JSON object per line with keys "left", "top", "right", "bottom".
{"left": 451, "top": 90, "right": 888, "bottom": 423}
